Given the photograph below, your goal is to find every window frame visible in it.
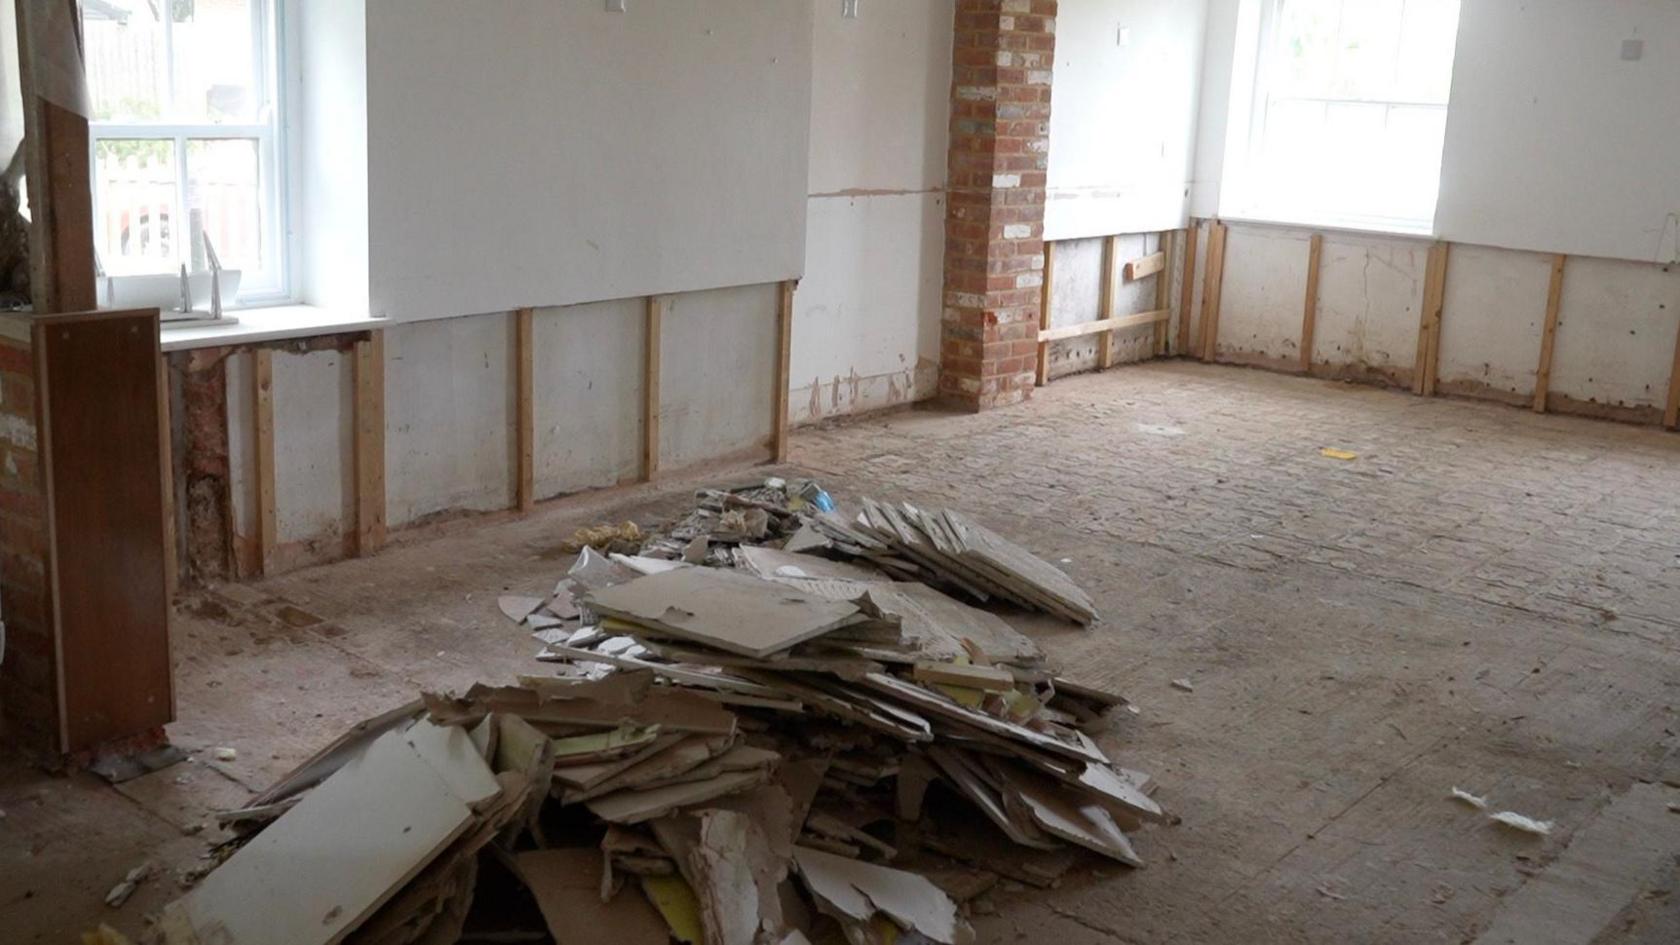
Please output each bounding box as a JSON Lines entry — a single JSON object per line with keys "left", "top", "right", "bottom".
{"left": 1219, "top": 0, "right": 1459, "bottom": 236}
{"left": 86, "top": 0, "right": 290, "bottom": 307}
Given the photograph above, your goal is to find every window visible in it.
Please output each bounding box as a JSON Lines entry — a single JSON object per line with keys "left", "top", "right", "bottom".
{"left": 1222, "top": 0, "right": 1461, "bottom": 233}
{"left": 85, "top": 0, "right": 284, "bottom": 303}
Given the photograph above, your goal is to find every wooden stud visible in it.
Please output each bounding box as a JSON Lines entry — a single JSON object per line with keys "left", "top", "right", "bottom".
{"left": 1665, "top": 313, "right": 1680, "bottom": 431}
{"left": 1038, "top": 309, "right": 1170, "bottom": 343}
{"left": 1153, "top": 231, "right": 1173, "bottom": 356}
{"left": 353, "top": 330, "right": 386, "bottom": 555}
{"left": 1177, "top": 224, "right": 1199, "bottom": 355}
{"left": 1199, "top": 222, "right": 1229, "bottom": 362}
{"left": 1414, "top": 242, "right": 1450, "bottom": 396}
{"left": 1097, "top": 237, "right": 1116, "bottom": 369}
{"left": 253, "top": 348, "right": 276, "bottom": 573}
{"left": 1532, "top": 254, "right": 1567, "bottom": 413}
{"left": 642, "top": 296, "right": 663, "bottom": 480}
{"left": 514, "top": 308, "right": 535, "bottom": 511}
{"left": 772, "top": 280, "right": 795, "bottom": 462}
{"left": 1300, "top": 234, "right": 1324, "bottom": 375}
{"left": 1036, "top": 242, "right": 1056, "bottom": 385}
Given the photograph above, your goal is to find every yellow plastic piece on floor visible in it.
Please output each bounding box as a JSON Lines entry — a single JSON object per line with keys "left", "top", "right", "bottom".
{"left": 1319, "top": 447, "right": 1358, "bottom": 461}
{"left": 81, "top": 926, "right": 133, "bottom": 945}
{"left": 641, "top": 875, "right": 704, "bottom": 945}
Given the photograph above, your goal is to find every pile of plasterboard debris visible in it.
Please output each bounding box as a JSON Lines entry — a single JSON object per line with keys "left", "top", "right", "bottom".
{"left": 153, "top": 480, "right": 1161, "bottom": 945}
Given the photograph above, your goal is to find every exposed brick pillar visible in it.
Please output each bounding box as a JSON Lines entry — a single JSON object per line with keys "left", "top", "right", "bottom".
{"left": 940, "top": 0, "right": 1056, "bottom": 411}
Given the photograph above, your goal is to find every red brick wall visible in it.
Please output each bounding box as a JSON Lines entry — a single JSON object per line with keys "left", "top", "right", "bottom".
{"left": 940, "top": 0, "right": 1057, "bottom": 410}
{"left": 0, "top": 335, "right": 57, "bottom": 752}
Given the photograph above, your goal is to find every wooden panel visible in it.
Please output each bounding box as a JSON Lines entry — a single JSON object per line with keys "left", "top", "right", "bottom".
{"left": 1036, "top": 242, "right": 1056, "bottom": 385}
{"left": 1123, "top": 250, "right": 1166, "bottom": 282}
{"left": 253, "top": 349, "right": 277, "bottom": 573}
{"left": 353, "top": 331, "right": 387, "bottom": 555}
{"left": 772, "top": 280, "right": 794, "bottom": 462}
{"left": 1097, "top": 237, "right": 1116, "bottom": 369}
{"left": 1177, "top": 224, "right": 1198, "bottom": 355}
{"left": 158, "top": 354, "right": 178, "bottom": 598}
{"left": 1300, "top": 234, "right": 1324, "bottom": 374}
{"left": 1038, "top": 309, "right": 1170, "bottom": 343}
{"left": 514, "top": 308, "right": 535, "bottom": 511}
{"left": 1414, "top": 242, "right": 1451, "bottom": 396}
{"left": 1199, "top": 223, "right": 1229, "bottom": 362}
{"left": 15, "top": 2, "right": 97, "bottom": 314}
{"left": 1152, "top": 232, "right": 1172, "bottom": 356}
{"left": 34, "top": 309, "right": 172, "bottom": 751}
{"left": 643, "top": 297, "right": 663, "bottom": 480}
{"left": 1532, "top": 254, "right": 1567, "bottom": 413}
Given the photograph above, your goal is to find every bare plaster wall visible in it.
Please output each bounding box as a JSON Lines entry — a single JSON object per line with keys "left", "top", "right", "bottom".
{"left": 659, "top": 284, "right": 778, "bottom": 471}
{"left": 533, "top": 299, "right": 644, "bottom": 500}
{"left": 1045, "top": 233, "right": 1167, "bottom": 380}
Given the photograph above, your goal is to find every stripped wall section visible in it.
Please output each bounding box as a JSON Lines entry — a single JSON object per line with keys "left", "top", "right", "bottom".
{"left": 1197, "top": 219, "right": 1680, "bottom": 424}
{"left": 532, "top": 298, "right": 643, "bottom": 500}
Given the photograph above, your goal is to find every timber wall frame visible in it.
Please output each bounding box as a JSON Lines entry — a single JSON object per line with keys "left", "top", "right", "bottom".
{"left": 1182, "top": 217, "right": 1680, "bottom": 433}
{"left": 1034, "top": 230, "right": 1180, "bottom": 387}
{"left": 196, "top": 278, "right": 799, "bottom": 581}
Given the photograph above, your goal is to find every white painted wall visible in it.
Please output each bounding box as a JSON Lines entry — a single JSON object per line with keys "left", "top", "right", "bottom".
{"left": 290, "top": 0, "right": 369, "bottom": 314}
{"left": 791, "top": 0, "right": 952, "bottom": 425}
{"left": 363, "top": 0, "right": 813, "bottom": 322}
{"left": 1045, "top": 0, "right": 1210, "bottom": 239}
{"left": 1435, "top": 0, "right": 1680, "bottom": 263}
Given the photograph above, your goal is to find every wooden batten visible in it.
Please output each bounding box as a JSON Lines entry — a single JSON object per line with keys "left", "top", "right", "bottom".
{"left": 514, "top": 308, "right": 535, "bottom": 511}
{"left": 1414, "top": 242, "right": 1451, "bottom": 396}
{"left": 253, "top": 348, "right": 277, "bottom": 573}
{"left": 353, "top": 330, "right": 387, "bottom": 555}
{"left": 1532, "top": 254, "right": 1567, "bottom": 413}
{"left": 158, "top": 353, "right": 178, "bottom": 598}
{"left": 1300, "top": 234, "right": 1324, "bottom": 374}
{"left": 1036, "top": 242, "right": 1056, "bottom": 385}
{"left": 1198, "top": 222, "right": 1229, "bottom": 362}
{"left": 1097, "top": 237, "right": 1116, "bottom": 369}
{"left": 1038, "top": 309, "right": 1169, "bottom": 343}
{"left": 643, "top": 297, "right": 663, "bottom": 480}
{"left": 1124, "top": 249, "right": 1167, "bottom": 282}
{"left": 773, "top": 280, "right": 794, "bottom": 462}
{"left": 1177, "top": 224, "right": 1199, "bottom": 355}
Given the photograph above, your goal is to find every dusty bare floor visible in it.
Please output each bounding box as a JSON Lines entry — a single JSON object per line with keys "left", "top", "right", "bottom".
{"left": 5, "top": 361, "right": 1680, "bottom": 943}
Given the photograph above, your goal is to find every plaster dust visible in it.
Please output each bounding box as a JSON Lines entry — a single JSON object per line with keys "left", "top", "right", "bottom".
{"left": 7, "top": 364, "right": 1680, "bottom": 943}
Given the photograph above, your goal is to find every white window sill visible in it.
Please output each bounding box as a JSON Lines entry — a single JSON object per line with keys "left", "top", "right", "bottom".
{"left": 1215, "top": 211, "right": 1438, "bottom": 242}
{"left": 159, "top": 305, "right": 385, "bottom": 352}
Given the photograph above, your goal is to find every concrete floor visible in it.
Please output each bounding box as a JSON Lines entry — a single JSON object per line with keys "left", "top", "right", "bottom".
{"left": 5, "top": 361, "right": 1680, "bottom": 943}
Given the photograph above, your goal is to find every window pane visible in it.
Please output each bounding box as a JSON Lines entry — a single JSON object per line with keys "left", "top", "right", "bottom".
{"left": 171, "top": 0, "right": 261, "bottom": 122}
{"left": 94, "top": 139, "right": 179, "bottom": 275}
{"left": 85, "top": 0, "right": 169, "bottom": 121}
{"left": 186, "top": 139, "right": 263, "bottom": 276}
{"left": 1396, "top": 0, "right": 1462, "bottom": 104}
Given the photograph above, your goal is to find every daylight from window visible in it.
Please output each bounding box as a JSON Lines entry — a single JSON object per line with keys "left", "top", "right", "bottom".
{"left": 1230, "top": 0, "right": 1462, "bottom": 232}
{"left": 85, "top": 0, "right": 280, "bottom": 299}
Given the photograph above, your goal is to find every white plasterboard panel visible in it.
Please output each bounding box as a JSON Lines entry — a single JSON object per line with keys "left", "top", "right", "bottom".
{"left": 364, "top": 0, "right": 813, "bottom": 321}
{"left": 1045, "top": 0, "right": 1209, "bottom": 239}
{"left": 1435, "top": 0, "right": 1680, "bottom": 263}
{"left": 807, "top": 0, "right": 952, "bottom": 196}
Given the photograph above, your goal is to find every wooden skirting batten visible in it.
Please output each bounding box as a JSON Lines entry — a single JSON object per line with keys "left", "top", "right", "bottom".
{"left": 253, "top": 348, "right": 277, "bottom": 573}
{"left": 1177, "top": 223, "right": 1199, "bottom": 355}
{"left": 1532, "top": 254, "right": 1567, "bottom": 413}
{"left": 1300, "top": 234, "right": 1324, "bottom": 374}
{"left": 514, "top": 308, "right": 535, "bottom": 511}
{"left": 643, "top": 297, "right": 663, "bottom": 480}
{"left": 1199, "top": 222, "right": 1229, "bottom": 361}
{"left": 353, "top": 330, "right": 386, "bottom": 555}
{"left": 772, "top": 281, "right": 795, "bottom": 462}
